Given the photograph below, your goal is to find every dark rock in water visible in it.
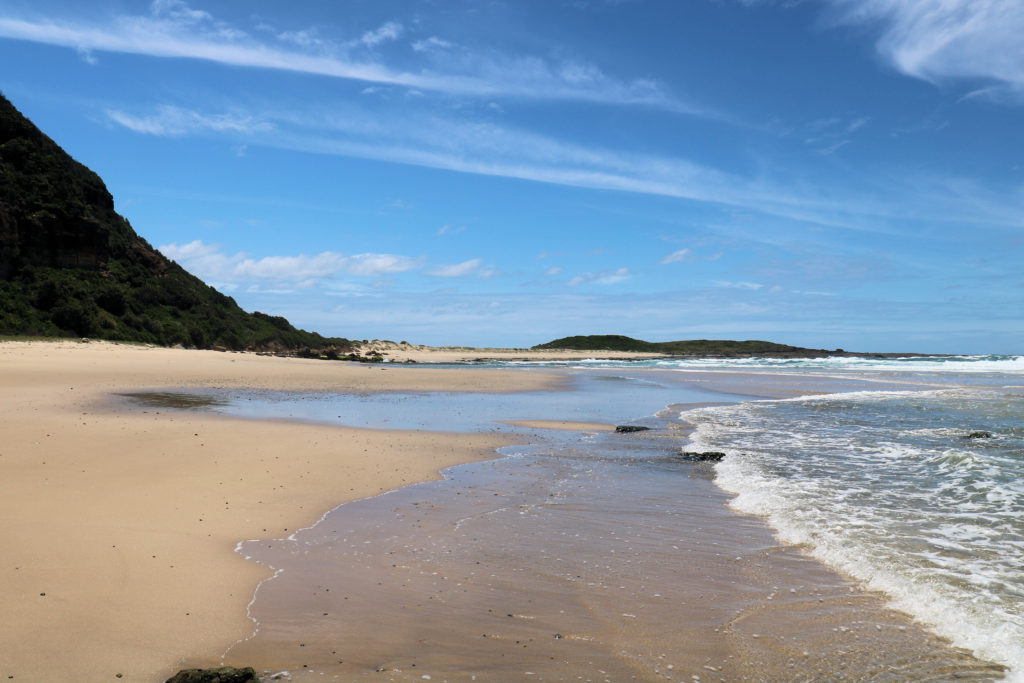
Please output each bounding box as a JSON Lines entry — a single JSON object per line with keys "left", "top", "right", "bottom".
{"left": 680, "top": 451, "right": 727, "bottom": 462}
{"left": 165, "top": 667, "right": 259, "bottom": 683}
{"left": 964, "top": 431, "right": 993, "bottom": 439}
{"left": 615, "top": 425, "right": 650, "bottom": 433}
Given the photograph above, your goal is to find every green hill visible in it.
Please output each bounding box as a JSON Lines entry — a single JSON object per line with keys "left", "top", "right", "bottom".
{"left": 533, "top": 335, "right": 834, "bottom": 357}
{"left": 0, "top": 93, "right": 350, "bottom": 355}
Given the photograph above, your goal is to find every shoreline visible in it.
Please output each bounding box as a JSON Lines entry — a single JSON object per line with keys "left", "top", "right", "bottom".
{"left": 0, "top": 340, "right": 556, "bottom": 681}
{"left": 0, "top": 341, "right": 1004, "bottom": 681}
{"left": 218, "top": 375, "right": 1003, "bottom": 681}
{"left": 353, "top": 340, "right": 941, "bottom": 364}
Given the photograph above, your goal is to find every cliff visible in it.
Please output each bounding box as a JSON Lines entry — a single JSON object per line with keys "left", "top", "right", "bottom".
{"left": 0, "top": 93, "right": 349, "bottom": 354}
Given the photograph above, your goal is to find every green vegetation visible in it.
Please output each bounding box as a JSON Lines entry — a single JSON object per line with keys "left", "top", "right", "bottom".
{"left": 532, "top": 335, "right": 832, "bottom": 356}
{"left": 0, "top": 92, "right": 352, "bottom": 355}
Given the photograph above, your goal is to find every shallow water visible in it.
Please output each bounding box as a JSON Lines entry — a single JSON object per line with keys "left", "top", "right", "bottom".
{"left": 226, "top": 415, "right": 1000, "bottom": 681}
{"left": 121, "top": 365, "right": 1012, "bottom": 680}
{"left": 120, "top": 371, "right": 732, "bottom": 432}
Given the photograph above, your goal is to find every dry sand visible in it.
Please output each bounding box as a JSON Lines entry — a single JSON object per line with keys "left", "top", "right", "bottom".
{"left": 354, "top": 340, "right": 667, "bottom": 364}
{"left": 0, "top": 340, "right": 557, "bottom": 682}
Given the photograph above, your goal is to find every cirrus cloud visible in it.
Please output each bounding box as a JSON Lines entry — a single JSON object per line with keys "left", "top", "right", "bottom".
{"left": 824, "top": 0, "right": 1024, "bottom": 101}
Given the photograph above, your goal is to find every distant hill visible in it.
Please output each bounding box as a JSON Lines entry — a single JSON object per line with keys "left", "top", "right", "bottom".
{"left": 0, "top": 93, "right": 351, "bottom": 355}
{"left": 532, "top": 335, "right": 840, "bottom": 357}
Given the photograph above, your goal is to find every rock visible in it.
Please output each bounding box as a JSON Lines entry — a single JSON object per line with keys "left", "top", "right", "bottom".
{"left": 165, "top": 667, "right": 259, "bottom": 683}
{"left": 679, "top": 451, "right": 727, "bottom": 462}
{"left": 963, "top": 431, "right": 993, "bottom": 439}
{"left": 615, "top": 425, "right": 650, "bottom": 433}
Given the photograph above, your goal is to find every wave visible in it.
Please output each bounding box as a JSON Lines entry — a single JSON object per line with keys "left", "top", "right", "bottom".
{"left": 491, "top": 354, "right": 1024, "bottom": 374}
{"left": 681, "top": 389, "right": 1024, "bottom": 679}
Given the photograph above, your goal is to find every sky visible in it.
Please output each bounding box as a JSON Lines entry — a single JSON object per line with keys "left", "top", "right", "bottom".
{"left": 1, "top": 0, "right": 1022, "bottom": 353}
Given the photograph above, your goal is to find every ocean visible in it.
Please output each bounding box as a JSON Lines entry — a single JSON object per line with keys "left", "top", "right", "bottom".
{"left": 675, "top": 357, "right": 1024, "bottom": 679}
{"left": 125, "top": 354, "right": 1023, "bottom": 680}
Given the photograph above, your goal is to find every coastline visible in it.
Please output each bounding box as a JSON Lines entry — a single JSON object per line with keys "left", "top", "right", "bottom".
{"left": 353, "top": 340, "right": 669, "bottom": 363}
{"left": 217, "top": 367, "right": 1004, "bottom": 681}
{"left": 0, "top": 340, "right": 556, "bottom": 681}
{"left": 0, "top": 341, "right": 1005, "bottom": 681}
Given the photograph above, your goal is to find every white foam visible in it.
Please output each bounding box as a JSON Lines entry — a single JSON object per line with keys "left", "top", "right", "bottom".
{"left": 681, "top": 393, "right": 1024, "bottom": 679}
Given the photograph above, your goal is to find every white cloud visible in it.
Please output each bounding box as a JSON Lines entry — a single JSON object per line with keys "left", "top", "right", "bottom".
{"left": 412, "top": 36, "right": 453, "bottom": 52}
{"left": 824, "top": 0, "right": 1024, "bottom": 98}
{"left": 76, "top": 45, "right": 98, "bottom": 64}
{"left": 659, "top": 248, "right": 692, "bottom": 264}
{"left": 437, "top": 224, "right": 466, "bottom": 235}
{"left": 800, "top": 114, "right": 869, "bottom": 154}
{"left": 0, "top": 9, "right": 692, "bottom": 110}
{"left": 345, "top": 253, "right": 424, "bottom": 276}
{"left": 426, "top": 258, "right": 495, "bottom": 278}
{"left": 149, "top": 0, "right": 211, "bottom": 25}
{"left": 159, "top": 240, "right": 421, "bottom": 283}
{"left": 234, "top": 252, "right": 349, "bottom": 280}
{"left": 113, "top": 98, "right": 1024, "bottom": 236}
{"left": 568, "top": 267, "right": 631, "bottom": 286}
{"left": 714, "top": 280, "right": 765, "bottom": 290}
{"left": 277, "top": 28, "right": 325, "bottom": 50}
{"left": 360, "top": 21, "right": 402, "bottom": 47}
{"left": 105, "top": 105, "right": 273, "bottom": 137}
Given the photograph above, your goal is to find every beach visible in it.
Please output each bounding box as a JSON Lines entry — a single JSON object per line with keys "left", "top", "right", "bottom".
{"left": 0, "top": 341, "right": 553, "bottom": 681}
{"left": 1, "top": 341, "right": 1012, "bottom": 681}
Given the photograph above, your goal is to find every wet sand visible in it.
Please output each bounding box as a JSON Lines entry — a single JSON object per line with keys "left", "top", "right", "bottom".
{"left": 228, "top": 452, "right": 1000, "bottom": 681}
{"left": 214, "top": 369, "right": 1000, "bottom": 681}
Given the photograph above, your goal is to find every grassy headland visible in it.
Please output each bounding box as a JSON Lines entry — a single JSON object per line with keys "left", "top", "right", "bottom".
{"left": 0, "top": 93, "right": 350, "bottom": 355}
{"left": 532, "top": 334, "right": 843, "bottom": 357}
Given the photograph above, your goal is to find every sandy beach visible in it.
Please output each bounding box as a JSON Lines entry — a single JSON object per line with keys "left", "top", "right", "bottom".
{"left": 1, "top": 341, "right": 1005, "bottom": 682}
{"left": 0, "top": 340, "right": 557, "bottom": 681}
{"left": 353, "top": 340, "right": 669, "bottom": 364}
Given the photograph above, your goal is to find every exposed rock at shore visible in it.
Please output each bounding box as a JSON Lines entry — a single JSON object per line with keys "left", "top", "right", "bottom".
{"left": 615, "top": 425, "right": 651, "bottom": 433}
{"left": 679, "top": 451, "right": 727, "bottom": 462}
{"left": 165, "top": 667, "right": 259, "bottom": 683}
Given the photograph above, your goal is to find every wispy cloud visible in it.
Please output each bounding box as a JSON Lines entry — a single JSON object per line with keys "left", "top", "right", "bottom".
{"left": 412, "top": 36, "right": 453, "bottom": 52}
{"left": 659, "top": 248, "right": 693, "bottom": 264}
{"left": 0, "top": 3, "right": 695, "bottom": 111}
{"left": 823, "top": 0, "right": 1024, "bottom": 101}
{"left": 714, "top": 280, "right": 765, "bottom": 290}
{"left": 360, "top": 21, "right": 403, "bottom": 48}
{"left": 568, "top": 267, "right": 631, "bottom": 286}
{"left": 160, "top": 240, "right": 422, "bottom": 283}
{"left": 108, "top": 98, "right": 1024, "bottom": 237}
{"left": 346, "top": 253, "right": 424, "bottom": 276}
{"left": 105, "top": 104, "right": 272, "bottom": 136}
{"left": 426, "top": 258, "right": 497, "bottom": 278}
{"left": 798, "top": 114, "right": 871, "bottom": 155}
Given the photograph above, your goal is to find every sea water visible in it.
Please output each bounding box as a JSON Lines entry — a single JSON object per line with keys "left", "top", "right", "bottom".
{"left": 670, "top": 358, "right": 1024, "bottom": 679}
{"left": 123, "top": 355, "right": 1022, "bottom": 679}
{"left": 479, "top": 355, "right": 1024, "bottom": 678}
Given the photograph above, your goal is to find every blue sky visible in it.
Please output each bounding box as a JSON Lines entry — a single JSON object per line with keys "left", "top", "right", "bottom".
{"left": 1, "top": 0, "right": 1022, "bottom": 352}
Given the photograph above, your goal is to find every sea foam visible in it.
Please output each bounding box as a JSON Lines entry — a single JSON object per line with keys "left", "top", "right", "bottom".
{"left": 682, "top": 388, "right": 1024, "bottom": 679}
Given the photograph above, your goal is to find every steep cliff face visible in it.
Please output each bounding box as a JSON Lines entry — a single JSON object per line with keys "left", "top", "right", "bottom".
{"left": 0, "top": 93, "right": 349, "bottom": 353}
{"left": 1, "top": 98, "right": 116, "bottom": 276}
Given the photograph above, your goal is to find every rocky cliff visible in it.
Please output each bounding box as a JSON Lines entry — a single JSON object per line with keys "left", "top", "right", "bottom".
{"left": 0, "top": 92, "right": 349, "bottom": 354}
